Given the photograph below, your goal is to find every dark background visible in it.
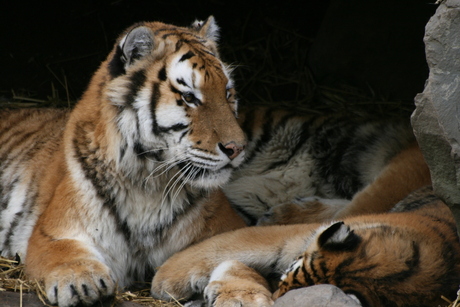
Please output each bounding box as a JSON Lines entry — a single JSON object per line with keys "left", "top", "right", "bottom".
{"left": 1, "top": 0, "right": 437, "bottom": 114}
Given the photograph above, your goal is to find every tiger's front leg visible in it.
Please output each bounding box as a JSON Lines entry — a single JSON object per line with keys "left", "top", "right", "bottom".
{"left": 151, "top": 224, "right": 313, "bottom": 303}
{"left": 26, "top": 232, "right": 116, "bottom": 307}
{"left": 204, "top": 260, "right": 273, "bottom": 307}
{"left": 25, "top": 182, "right": 116, "bottom": 307}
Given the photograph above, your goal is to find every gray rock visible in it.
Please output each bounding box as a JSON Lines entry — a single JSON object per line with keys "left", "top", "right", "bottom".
{"left": 0, "top": 291, "right": 145, "bottom": 307}
{"left": 273, "top": 284, "right": 361, "bottom": 307}
{"left": 411, "top": 0, "right": 460, "bottom": 234}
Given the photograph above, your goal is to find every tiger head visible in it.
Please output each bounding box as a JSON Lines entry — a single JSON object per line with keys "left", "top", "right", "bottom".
{"left": 274, "top": 220, "right": 460, "bottom": 307}
{"left": 93, "top": 17, "right": 246, "bottom": 189}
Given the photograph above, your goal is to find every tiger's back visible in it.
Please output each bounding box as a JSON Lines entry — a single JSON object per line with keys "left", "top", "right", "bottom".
{"left": 0, "top": 108, "right": 69, "bottom": 257}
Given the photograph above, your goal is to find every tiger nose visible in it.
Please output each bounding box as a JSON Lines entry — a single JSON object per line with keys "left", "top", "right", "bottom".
{"left": 219, "top": 142, "right": 244, "bottom": 160}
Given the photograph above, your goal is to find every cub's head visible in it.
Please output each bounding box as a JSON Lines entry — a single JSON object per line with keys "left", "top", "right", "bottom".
{"left": 100, "top": 17, "right": 246, "bottom": 189}
{"left": 275, "top": 221, "right": 459, "bottom": 307}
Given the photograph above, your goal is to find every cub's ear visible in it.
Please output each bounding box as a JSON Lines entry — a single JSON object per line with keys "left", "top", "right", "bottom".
{"left": 317, "top": 222, "right": 361, "bottom": 252}
{"left": 191, "top": 16, "right": 220, "bottom": 41}
{"left": 121, "top": 26, "right": 154, "bottom": 66}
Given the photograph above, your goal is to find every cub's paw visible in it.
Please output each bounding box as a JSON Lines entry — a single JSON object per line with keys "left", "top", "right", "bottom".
{"left": 204, "top": 281, "right": 273, "bottom": 307}
{"left": 204, "top": 260, "right": 273, "bottom": 307}
{"left": 257, "top": 202, "right": 307, "bottom": 226}
{"left": 44, "top": 259, "right": 115, "bottom": 307}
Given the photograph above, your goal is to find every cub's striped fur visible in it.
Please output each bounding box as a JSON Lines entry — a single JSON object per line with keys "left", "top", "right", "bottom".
{"left": 152, "top": 187, "right": 460, "bottom": 307}
{"left": 0, "top": 17, "right": 247, "bottom": 307}
{"left": 225, "top": 107, "right": 431, "bottom": 225}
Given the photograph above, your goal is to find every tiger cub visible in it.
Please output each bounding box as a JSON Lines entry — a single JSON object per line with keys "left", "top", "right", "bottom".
{"left": 0, "top": 17, "right": 248, "bottom": 307}
{"left": 224, "top": 107, "right": 431, "bottom": 225}
{"left": 151, "top": 187, "right": 460, "bottom": 307}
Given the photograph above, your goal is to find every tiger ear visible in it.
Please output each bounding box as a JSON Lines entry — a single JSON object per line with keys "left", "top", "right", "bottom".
{"left": 120, "top": 26, "right": 154, "bottom": 67}
{"left": 192, "top": 16, "right": 220, "bottom": 41}
{"left": 317, "top": 222, "right": 361, "bottom": 252}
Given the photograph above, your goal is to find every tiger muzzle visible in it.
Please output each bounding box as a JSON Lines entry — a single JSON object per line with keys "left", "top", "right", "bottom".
{"left": 219, "top": 142, "right": 245, "bottom": 160}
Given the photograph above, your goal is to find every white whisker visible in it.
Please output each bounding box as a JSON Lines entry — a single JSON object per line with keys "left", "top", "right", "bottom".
{"left": 161, "top": 161, "right": 191, "bottom": 207}
{"left": 144, "top": 153, "right": 188, "bottom": 185}
{"left": 171, "top": 165, "right": 199, "bottom": 205}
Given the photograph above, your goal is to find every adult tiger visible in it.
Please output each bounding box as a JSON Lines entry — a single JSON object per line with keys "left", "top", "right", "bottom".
{"left": 151, "top": 187, "right": 460, "bottom": 307}
{"left": 0, "top": 17, "right": 247, "bottom": 307}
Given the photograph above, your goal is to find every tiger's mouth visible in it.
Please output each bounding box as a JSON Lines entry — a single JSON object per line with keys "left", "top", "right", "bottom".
{"left": 177, "top": 161, "right": 233, "bottom": 178}
{"left": 177, "top": 161, "right": 234, "bottom": 188}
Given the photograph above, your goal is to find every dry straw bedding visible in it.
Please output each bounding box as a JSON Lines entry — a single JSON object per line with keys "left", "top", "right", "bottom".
{"left": 1, "top": 256, "right": 460, "bottom": 307}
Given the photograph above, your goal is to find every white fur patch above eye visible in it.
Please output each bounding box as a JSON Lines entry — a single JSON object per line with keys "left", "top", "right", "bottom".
{"left": 169, "top": 57, "right": 203, "bottom": 100}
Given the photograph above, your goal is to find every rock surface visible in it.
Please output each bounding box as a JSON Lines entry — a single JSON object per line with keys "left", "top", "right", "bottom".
{"left": 0, "top": 291, "right": 144, "bottom": 307}
{"left": 273, "top": 284, "right": 361, "bottom": 307}
{"left": 412, "top": 0, "right": 460, "bottom": 233}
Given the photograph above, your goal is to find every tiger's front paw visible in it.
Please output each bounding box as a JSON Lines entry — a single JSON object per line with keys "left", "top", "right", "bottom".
{"left": 204, "top": 260, "right": 273, "bottom": 307}
{"left": 151, "top": 266, "right": 208, "bottom": 301}
{"left": 44, "top": 259, "right": 115, "bottom": 307}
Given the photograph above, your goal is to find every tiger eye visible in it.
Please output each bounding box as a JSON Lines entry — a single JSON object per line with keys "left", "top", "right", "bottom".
{"left": 182, "top": 93, "right": 195, "bottom": 103}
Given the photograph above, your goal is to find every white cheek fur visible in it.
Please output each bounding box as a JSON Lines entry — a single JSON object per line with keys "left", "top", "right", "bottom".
{"left": 155, "top": 103, "right": 189, "bottom": 129}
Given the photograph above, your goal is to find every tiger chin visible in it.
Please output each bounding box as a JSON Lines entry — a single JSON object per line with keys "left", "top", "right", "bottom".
{"left": 151, "top": 187, "right": 460, "bottom": 307}
{"left": 0, "top": 17, "right": 248, "bottom": 307}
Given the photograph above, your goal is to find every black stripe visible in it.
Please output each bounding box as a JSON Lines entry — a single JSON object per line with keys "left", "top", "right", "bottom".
{"left": 108, "top": 45, "right": 126, "bottom": 78}
{"left": 308, "top": 252, "right": 320, "bottom": 282}
{"left": 176, "top": 78, "right": 189, "bottom": 88}
{"left": 318, "top": 260, "right": 330, "bottom": 283}
{"left": 150, "top": 82, "right": 161, "bottom": 134}
{"left": 157, "top": 123, "right": 188, "bottom": 133}
{"left": 2, "top": 211, "right": 23, "bottom": 253}
{"left": 73, "top": 122, "right": 131, "bottom": 242}
{"left": 119, "top": 143, "right": 127, "bottom": 161}
{"left": 134, "top": 142, "right": 162, "bottom": 160}
{"left": 178, "top": 130, "right": 188, "bottom": 143}
{"left": 301, "top": 260, "right": 315, "bottom": 285}
{"left": 242, "top": 111, "right": 274, "bottom": 165}
{"left": 170, "top": 84, "right": 181, "bottom": 95}
{"left": 264, "top": 116, "right": 315, "bottom": 172}
{"left": 158, "top": 66, "right": 167, "bottom": 81}
{"left": 290, "top": 267, "right": 304, "bottom": 287}
{"left": 229, "top": 202, "right": 257, "bottom": 225}
{"left": 179, "top": 51, "right": 195, "bottom": 62}
{"left": 0, "top": 179, "right": 18, "bottom": 212}
{"left": 124, "top": 69, "right": 147, "bottom": 106}
{"left": 311, "top": 118, "right": 364, "bottom": 199}
{"left": 2, "top": 174, "right": 39, "bottom": 254}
